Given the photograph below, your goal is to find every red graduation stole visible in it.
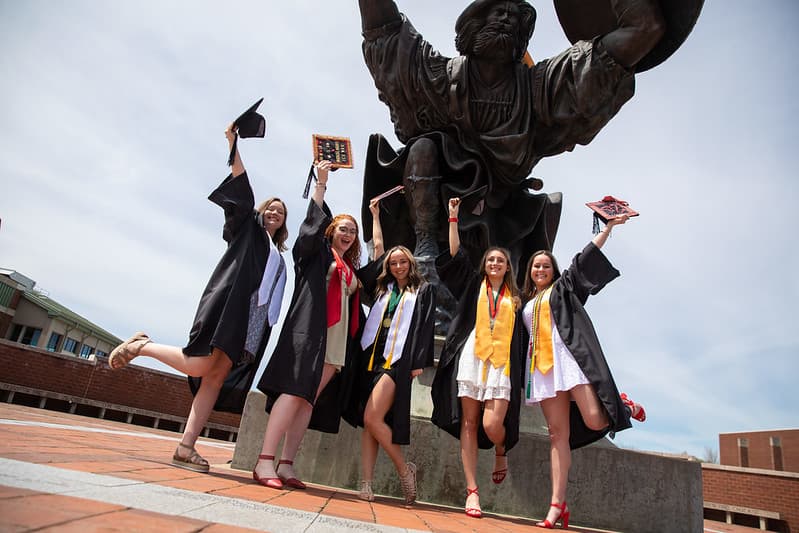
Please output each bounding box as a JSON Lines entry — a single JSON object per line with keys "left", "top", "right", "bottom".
{"left": 326, "top": 249, "right": 360, "bottom": 337}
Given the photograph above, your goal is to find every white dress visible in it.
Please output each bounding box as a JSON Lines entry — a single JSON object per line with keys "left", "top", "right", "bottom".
{"left": 456, "top": 328, "right": 512, "bottom": 402}
{"left": 522, "top": 299, "right": 589, "bottom": 404}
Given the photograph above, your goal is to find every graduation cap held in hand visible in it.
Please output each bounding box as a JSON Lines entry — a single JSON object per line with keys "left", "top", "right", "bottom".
{"left": 228, "top": 98, "right": 266, "bottom": 166}
{"left": 586, "top": 195, "right": 639, "bottom": 234}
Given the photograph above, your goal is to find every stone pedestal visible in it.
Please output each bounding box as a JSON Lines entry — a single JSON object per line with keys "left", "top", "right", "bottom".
{"left": 232, "top": 383, "right": 702, "bottom": 532}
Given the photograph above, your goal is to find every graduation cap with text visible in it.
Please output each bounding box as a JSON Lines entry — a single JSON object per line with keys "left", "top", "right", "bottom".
{"left": 228, "top": 98, "right": 266, "bottom": 166}
{"left": 586, "top": 195, "right": 639, "bottom": 234}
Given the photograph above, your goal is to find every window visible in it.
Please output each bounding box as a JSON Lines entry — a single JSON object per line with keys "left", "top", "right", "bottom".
{"left": 79, "top": 344, "right": 94, "bottom": 358}
{"left": 771, "top": 437, "right": 783, "bottom": 471}
{"left": 46, "top": 333, "right": 62, "bottom": 352}
{"left": 96, "top": 350, "right": 107, "bottom": 358}
{"left": 738, "top": 437, "right": 749, "bottom": 467}
{"left": 9, "top": 324, "right": 23, "bottom": 342}
{"left": 20, "top": 327, "right": 42, "bottom": 347}
{"left": 62, "top": 337, "right": 79, "bottom": 354}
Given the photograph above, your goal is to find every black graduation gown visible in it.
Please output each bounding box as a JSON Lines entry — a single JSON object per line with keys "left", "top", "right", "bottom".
{"left": 342, "top": 255, "right": 436, "bottom": 445}
{"left": 183, "top": 171, "right": 275, "bottom": 414}
{"left": 431, "top": 248, "right": 527, "bottom": 451}
{"left": 544, "top": 242, "right": 632, "bottom": 449}
{"left": 256, "top": 200, "right": 364, "bottom": 434}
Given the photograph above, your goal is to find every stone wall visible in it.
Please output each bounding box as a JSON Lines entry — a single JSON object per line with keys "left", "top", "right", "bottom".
{"left": 234, "top": 390, "right": 703, "bottom": 533}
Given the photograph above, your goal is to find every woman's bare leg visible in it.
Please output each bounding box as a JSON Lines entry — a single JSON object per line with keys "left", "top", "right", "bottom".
{"left": 539, "top": 392, "right": 572, "bottom": 524}
{"left": 482, "top": 398, "right": 509, "bottom": 475}
{"left": 277, "top": 364, "right": 337, "bottom": 480}
{"left": 570, "top": 383, "right": 609, "bottom": 431}
{"left": 460, "top": 397, "right": 482, "bottom": 511}
{"left": 363, "top": 374, "right": 407, "bottom": 474}
{"left": 135, "top": 342, "right": 221, "bottom": 377}
{"left": 178, "top": 349, "right": 233, "bottom": 452}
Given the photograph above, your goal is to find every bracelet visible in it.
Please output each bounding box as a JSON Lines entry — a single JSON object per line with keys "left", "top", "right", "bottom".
{"left": 316, "top": 183, "right": 327, "bottom": 189}
{"left": 448, "top": 217, "right": 458, "bottom": 223}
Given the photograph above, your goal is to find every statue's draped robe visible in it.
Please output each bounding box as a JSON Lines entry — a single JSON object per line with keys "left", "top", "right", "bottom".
{"left": 361, "top": 14, "right": 635, "bottom": 273}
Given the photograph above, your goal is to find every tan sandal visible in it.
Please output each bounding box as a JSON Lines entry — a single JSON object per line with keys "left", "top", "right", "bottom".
{"left": 358, "top": 480, "right": 375, "bottom": 502}
{"left": 171, "top": 443, "right": 209, "bottom": 473}
{"left": 399, "top": 462, "right": 417, "bottom": 505}
{"left": 108, "top": 332, "right": 151, "bottom": 370}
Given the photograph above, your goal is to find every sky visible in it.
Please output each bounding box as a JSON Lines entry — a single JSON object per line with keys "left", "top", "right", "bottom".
{"left": 1, "top": 1, "right": 797, "bottom": 461}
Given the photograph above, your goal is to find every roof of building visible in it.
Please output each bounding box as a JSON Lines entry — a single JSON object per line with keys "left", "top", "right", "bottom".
{"left": 22, "top": 289, "right": 121, "bottom": 346}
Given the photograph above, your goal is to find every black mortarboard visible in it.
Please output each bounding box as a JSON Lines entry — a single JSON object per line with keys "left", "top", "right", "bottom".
{"left": 228, "top": 98, "right": 266, "bottom": 166}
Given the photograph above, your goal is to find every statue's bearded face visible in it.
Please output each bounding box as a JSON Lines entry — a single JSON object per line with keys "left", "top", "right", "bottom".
{"left": 455, "top": 0, "right": 536, "bottom": 63}
{"left": 473, "top": 2, "right": 520, "bottom": 61}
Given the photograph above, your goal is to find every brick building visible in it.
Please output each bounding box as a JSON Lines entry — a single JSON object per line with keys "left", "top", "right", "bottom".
{"left": 0, "top": 339, "right": 240, "bottom": 440}
{"left": 703, "top": 430, "right": 799, "bottom": 532}
{"left": 720, "top": 430, "right": 799, "bottom": 473}
{"left": 1, "top": 269, "right": 119, "bottom": 358}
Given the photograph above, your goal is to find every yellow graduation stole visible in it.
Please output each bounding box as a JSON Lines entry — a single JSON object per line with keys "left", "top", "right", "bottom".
{"left": 474, "top": 278, "right": 515, "bottom": 379}
{"left": 529, "top": 286, "right": 554, "bottom": 375}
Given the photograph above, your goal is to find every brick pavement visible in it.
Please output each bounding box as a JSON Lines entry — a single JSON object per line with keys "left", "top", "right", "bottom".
{"left": 0, "top": 403, "right": 760, "bottom": 532}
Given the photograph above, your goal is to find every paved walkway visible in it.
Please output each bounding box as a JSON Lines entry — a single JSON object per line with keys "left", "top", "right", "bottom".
{"left": 0, "top": 403, "right": 758, "bottom": 532}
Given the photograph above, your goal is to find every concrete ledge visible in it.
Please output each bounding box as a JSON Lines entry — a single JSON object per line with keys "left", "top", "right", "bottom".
{"left": 233, "top": 390, "right": 703, "bottom": 532}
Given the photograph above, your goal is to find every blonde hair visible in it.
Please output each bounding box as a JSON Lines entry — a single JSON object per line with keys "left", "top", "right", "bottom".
{"left": 256, "top": 197, "right": 288, "bottom": 252}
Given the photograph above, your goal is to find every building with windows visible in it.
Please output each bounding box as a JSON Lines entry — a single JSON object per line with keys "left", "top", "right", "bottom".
{"left": 0, "top": 269, "right": 120, "bottom": 359}
{"left": 719, "top": 429, "right": 799, "bottom": 473}
{"left": 703, "top": 429, "right": 799, "bottom": 532}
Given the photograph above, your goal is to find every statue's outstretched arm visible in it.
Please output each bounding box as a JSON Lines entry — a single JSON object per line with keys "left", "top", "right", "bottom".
{"left": 601, "top": 0, "right": 665, "bottom": 68}
{"left": 358, "top": 0, "right": 401, "bottom": 32}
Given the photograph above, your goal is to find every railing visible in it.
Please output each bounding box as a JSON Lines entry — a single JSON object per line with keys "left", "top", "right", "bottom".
{"left": 0, "top": 382, "right": 239, "bottom": 442}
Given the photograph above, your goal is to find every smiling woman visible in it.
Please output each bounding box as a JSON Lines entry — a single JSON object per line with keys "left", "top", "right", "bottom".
{"left": 520, "top": 214, "right": 646, "bottom": 528}
{"left": 341, "top": 195, "right": 436, "bottom": 504}
{"left": 254, "top": 159, "right": 367, "bottom": 491}
{"left": 430, "top": 196, "right": 526, "bottom": 519}
{"left": 106, "top": 116, "right": 289, "bottom": 475}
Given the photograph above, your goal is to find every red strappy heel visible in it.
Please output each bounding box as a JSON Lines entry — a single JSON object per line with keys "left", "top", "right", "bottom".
{"left": 252, "top": 454, "right": 283, "bottom": 489}
{"left": 277, "top": 459, "right": 307, "bottom": 490}
{"left": 621, "top": 392, "right": 646, "bottom": 422}
{"left": 465, "top": 487, "right": 482, "bottom": 518}
{"left": 536, "top": 502, "right": 569, "bottom": 529}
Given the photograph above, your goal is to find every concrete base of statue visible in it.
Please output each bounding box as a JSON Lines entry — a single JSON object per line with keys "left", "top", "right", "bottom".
{"left": 232, "top": 365, "right": 702, "bottom": 533}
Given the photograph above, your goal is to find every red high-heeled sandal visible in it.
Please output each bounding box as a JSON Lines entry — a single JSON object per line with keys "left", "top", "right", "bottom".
{"left": 277, "top": 459, "right": 307, "bottom": 490}
{"left": 464, "top": 487, "right": 482, "bottom": 518}
{"left": 621, "top": 392, "right": 646, "bottom": 422}
{"left": 252, "top": 454, "right": 283, "bottom": 489}
{"left": 536, "top": 501, "right": 569, "bottom": 529}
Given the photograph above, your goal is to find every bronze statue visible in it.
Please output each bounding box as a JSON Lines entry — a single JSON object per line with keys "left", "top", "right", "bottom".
{"left": 358, "top": 0, "right": 682, "bottom": 262}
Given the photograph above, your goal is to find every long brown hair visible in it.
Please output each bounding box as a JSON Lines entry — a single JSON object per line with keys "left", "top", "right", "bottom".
{"left": 522, "top": 250, "right": 562, "bottom": 302}
{"left": 324, "top": 214, "right": 361, "bottom": 267}
{"left": 256, "top": 197, "right": 288, "bottom": 252}
{"left": 479, "top": 246, "right": 521, "bottom": 310}
{"left": 375, "top": 246, "right": 424, "bottom": 297}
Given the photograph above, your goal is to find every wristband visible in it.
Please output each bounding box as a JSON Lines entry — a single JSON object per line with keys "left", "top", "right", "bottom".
{"left": 448, "top": 217, "right": 458, "bottom": 223}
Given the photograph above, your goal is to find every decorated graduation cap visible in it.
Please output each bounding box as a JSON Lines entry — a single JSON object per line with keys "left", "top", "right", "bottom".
{"left": 586, "top": 196, "right": 639, "bottom": 234}
{"left": 228, "top": 98, "right": 266, "bottom": 166}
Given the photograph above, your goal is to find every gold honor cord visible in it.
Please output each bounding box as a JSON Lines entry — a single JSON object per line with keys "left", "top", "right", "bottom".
{"left": 529, "top": 285, "right": 554, "bottom": 375}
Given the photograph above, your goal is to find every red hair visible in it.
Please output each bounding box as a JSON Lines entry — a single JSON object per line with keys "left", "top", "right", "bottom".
{"left": 325, "top": 214, "right": 361, "bottom": 266}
